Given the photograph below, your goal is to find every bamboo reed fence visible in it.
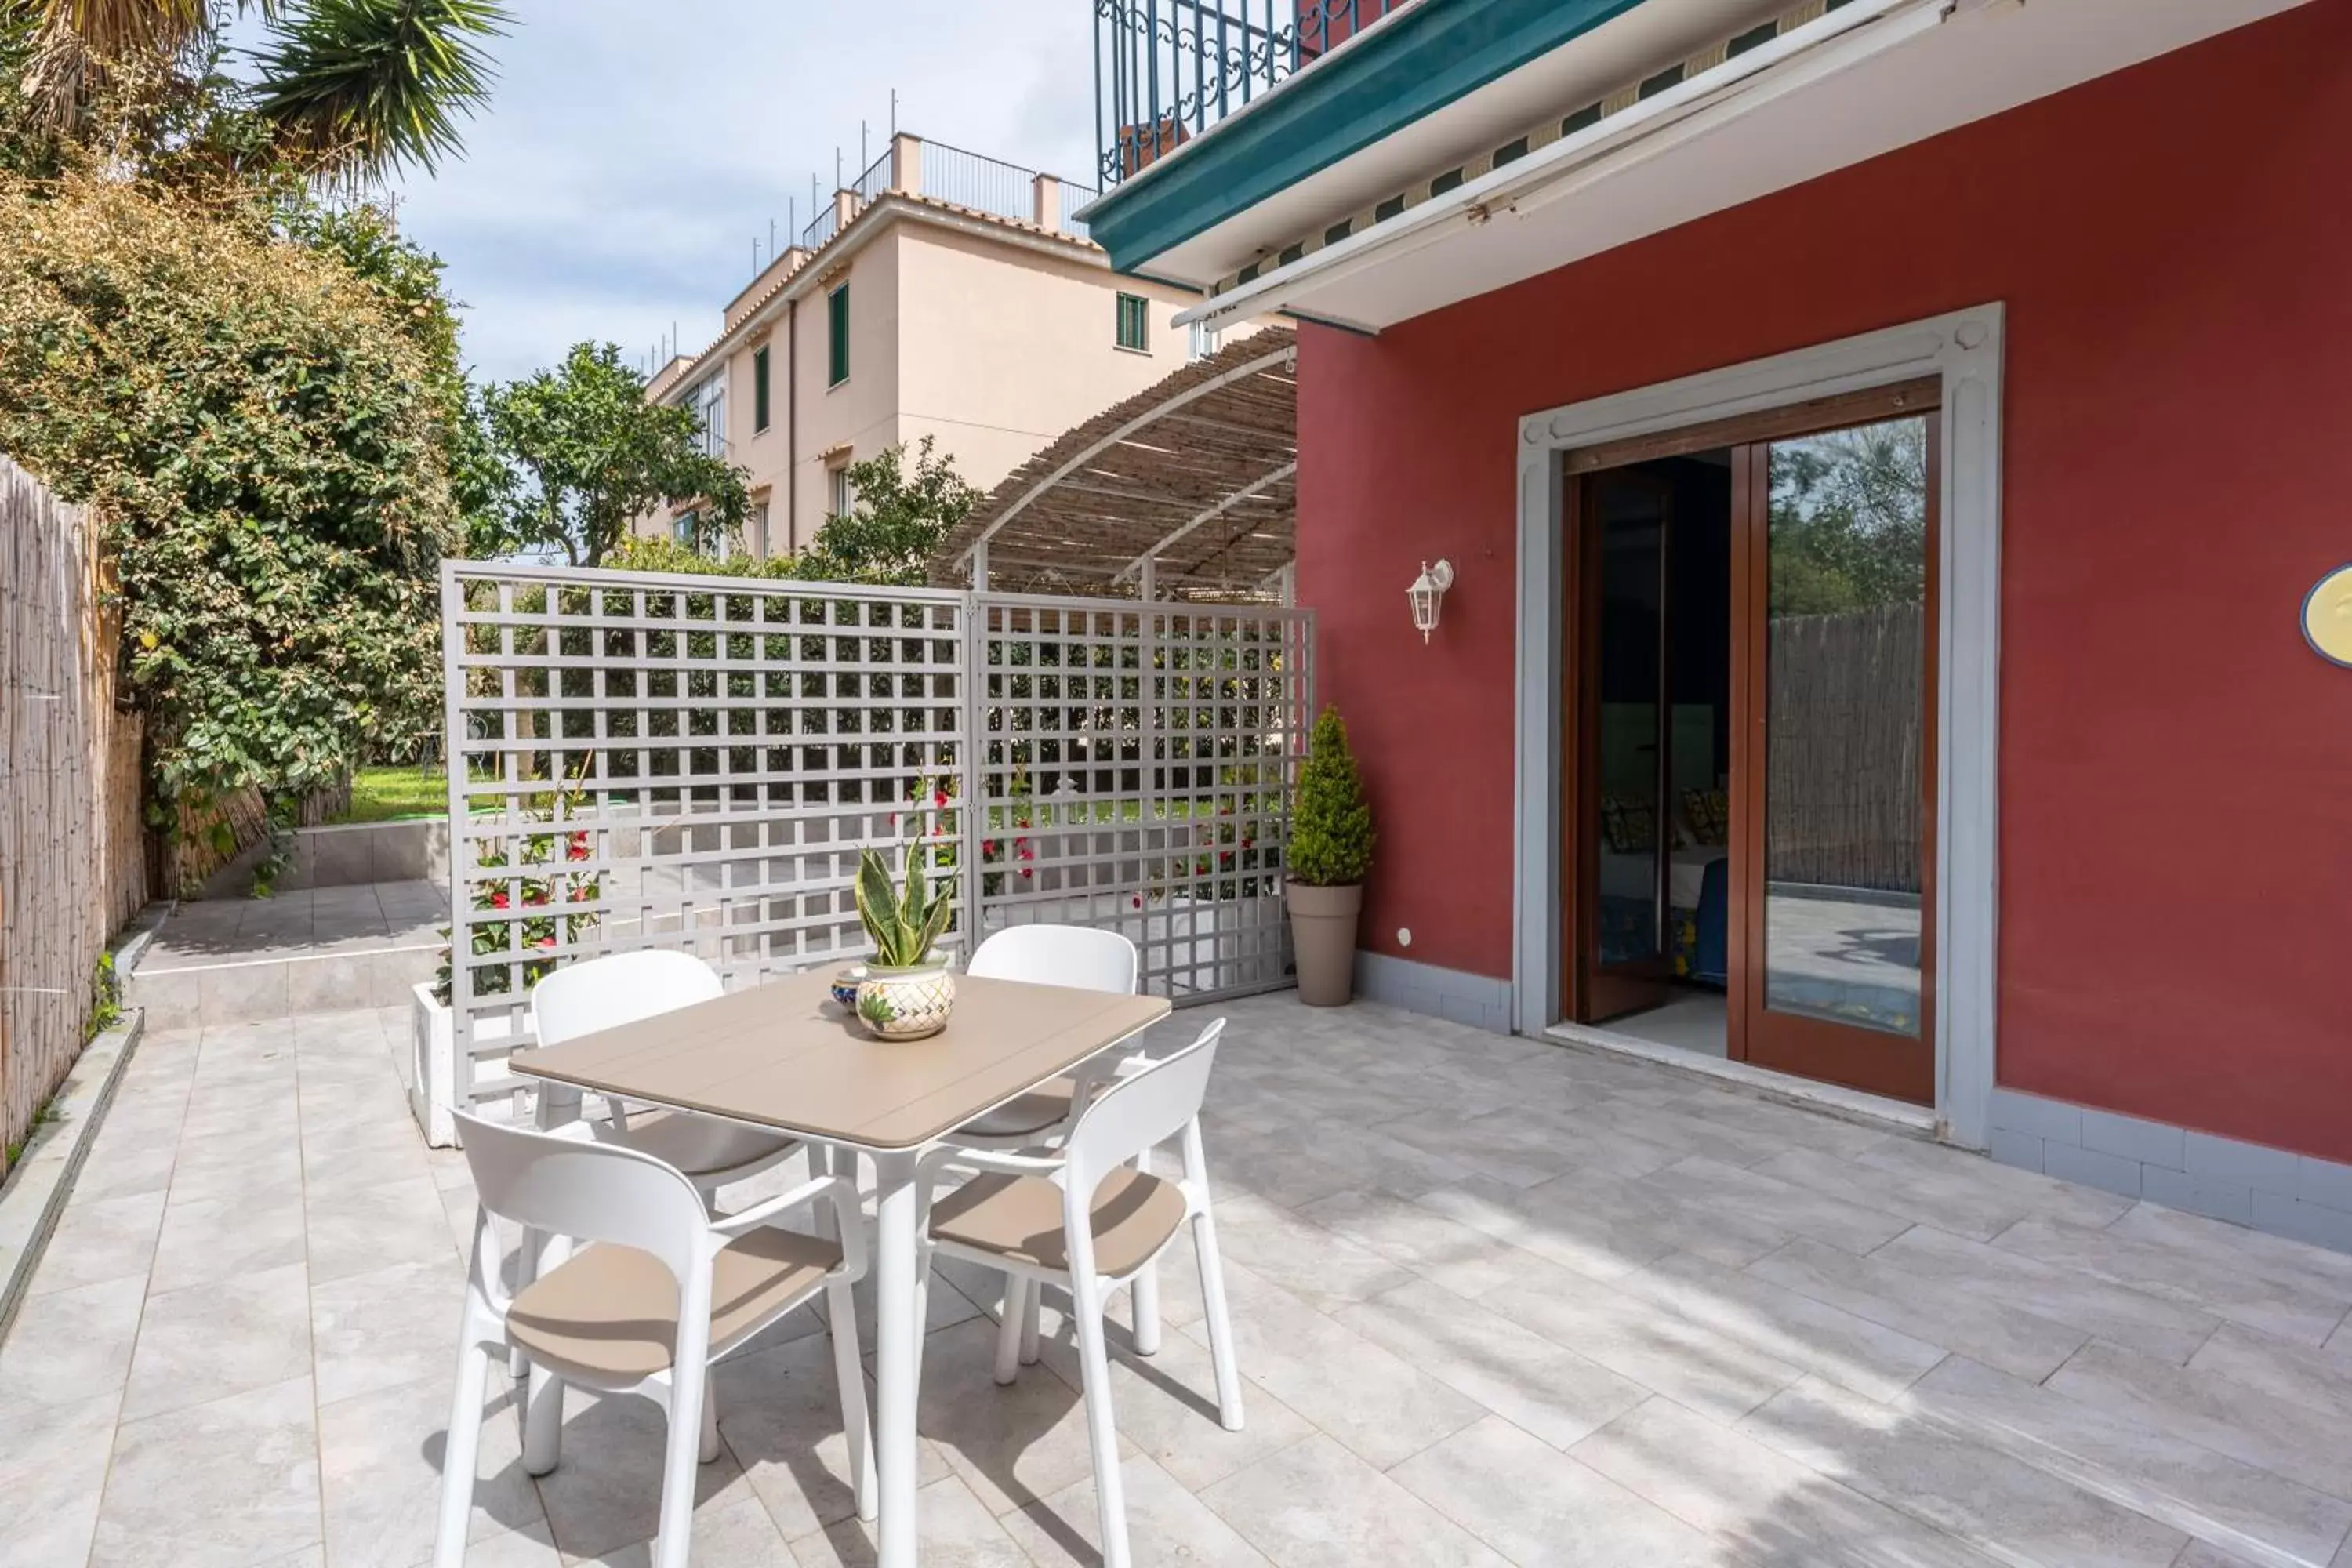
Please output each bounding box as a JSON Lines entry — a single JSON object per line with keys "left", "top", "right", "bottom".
{"left": 1766, "top": 601, "right": 1925, "bottom": 894}
{"left": 0, "top": 457, "right": 148, "bottom": 1176}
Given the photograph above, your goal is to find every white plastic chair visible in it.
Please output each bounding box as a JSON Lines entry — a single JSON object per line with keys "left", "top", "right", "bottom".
{"left": 916, "top": 1019, "right": 1243, "bottom": 1568}
{"left": 532, "top": 951, "right": 800, "bottom": 1200}
{"left": 950, "top": 926, "right": 1157, "bottom": 1366}
{"left": 951, "top": 926, "right": 1142, "bottom": 1147}
{"left": 436, "top": 1109, "right": 873, "bottom": 1568}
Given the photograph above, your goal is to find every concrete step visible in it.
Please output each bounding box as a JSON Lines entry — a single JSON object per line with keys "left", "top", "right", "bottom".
{"left": 126, "top": 880, "right": 448, "bottom": 1029}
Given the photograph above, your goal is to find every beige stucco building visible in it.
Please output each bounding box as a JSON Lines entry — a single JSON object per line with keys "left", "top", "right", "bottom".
{"left": 639, "top": 133, "right": 1258, "bottom": 557}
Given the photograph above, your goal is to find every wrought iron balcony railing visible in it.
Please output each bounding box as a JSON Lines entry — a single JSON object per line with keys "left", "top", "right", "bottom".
{"left": 1093, "top": 0, "right": 1408, "bottom": 187}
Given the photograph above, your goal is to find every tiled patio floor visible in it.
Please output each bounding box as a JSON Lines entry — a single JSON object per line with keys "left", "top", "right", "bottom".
{"left": 7, "top": 993, "right": 2352, "bottom": 1568}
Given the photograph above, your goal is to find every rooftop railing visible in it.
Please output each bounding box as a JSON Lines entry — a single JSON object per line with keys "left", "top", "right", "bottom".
{"left": 1093, "top": 0, "right": 1410, "bottom": 187}
{"left": 780, "top": 136, "right": 1102, "bottom": 261}
{"left": 799, "top": 201, "right": 840, "bottom": 252}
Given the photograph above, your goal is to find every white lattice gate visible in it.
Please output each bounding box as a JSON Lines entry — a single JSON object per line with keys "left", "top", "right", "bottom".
{"left": 969, "top": 593, "right": 1308, "bottom": 1000}
{"left": 441, "top": 562, "right": 1310, "bottom": 1105}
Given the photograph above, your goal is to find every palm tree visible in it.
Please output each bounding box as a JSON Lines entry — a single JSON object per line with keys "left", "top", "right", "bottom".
{"left": 249, "top": 0, "right": 505, "bottom": 181}
{"left": 10, "top": 0, "right": 507, "bottom": 183}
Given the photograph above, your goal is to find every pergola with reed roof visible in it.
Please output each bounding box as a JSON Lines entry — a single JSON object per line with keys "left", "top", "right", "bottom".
{"left": 931, "top": 328, "right": 1297, "bottom": 599}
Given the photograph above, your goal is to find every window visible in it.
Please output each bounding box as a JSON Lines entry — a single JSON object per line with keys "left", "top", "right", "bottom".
{"left": 1187, "top": 321, "right": 1219, "bottom": 363}
{"left": 691, "top": 376, "right": 726, "bottom": 457}
{"left": 671, "top": 510, "right": 696, "bottom": 546}
{"left": 827, "top": 284, "right": 850, "bottom": 386}
{"left": 1116, "top": 292, "right": 1149, "bottom": 352}
{"left": 751, "top": 500, "right": 770, "bottom": 558}
{"left": 752, "top": 345, "right": 771, "bottom": 432}
{"left": 827, "top": 463, "right": 853, "bottom": 519}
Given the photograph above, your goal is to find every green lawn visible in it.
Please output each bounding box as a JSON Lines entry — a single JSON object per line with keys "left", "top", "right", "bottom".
{"left": 336, "top": 764, "right": 448, "bottom": 823}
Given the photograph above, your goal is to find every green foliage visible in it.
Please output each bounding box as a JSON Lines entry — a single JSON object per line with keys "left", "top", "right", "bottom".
{"left": 1290, "top": 706, "right": 1374, "bottom": 887}
{"left": 249, "top": 0, "right": 506, "bottom": 184}
{"left": 1766, "top": 418, "right": 1928, "bottom": 616}
{"left": 597, "top": 438, "right": 978, "bottom": 588}
{"left": 852, "top": 846, "right": 956, "bottom": 968}
{"left": 336, "top": 761, "right": 446, "bottom": 822}
{"left": 483, "top": 342, "right": 748, "bottom": 567}
{"left": 7, "top": 0, "right": 510, "bottom": 186}
{"left": 282, "top": 196, "right": 505, "bottom": 553}
{"left": 0, "top": 167, "right": 463, "bottom": 801}
{"left": 87, "top": 952, "right": 122, "bottom": 1040}
{"left": 804, "top": 437, "right": 979, "bottom": 586}
{"left": 605, "top": 534, "right": 810, "bottom": 581}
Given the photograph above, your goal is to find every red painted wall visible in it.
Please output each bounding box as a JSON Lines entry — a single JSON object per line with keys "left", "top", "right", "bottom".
{"left": 1298, "top": 1, "right": 2352, "bottom": 1162}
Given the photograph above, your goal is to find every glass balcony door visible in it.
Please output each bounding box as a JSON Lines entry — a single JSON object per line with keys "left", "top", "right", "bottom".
{"left": 1730, "top": 405, "right": 1938, "bottom": 1104}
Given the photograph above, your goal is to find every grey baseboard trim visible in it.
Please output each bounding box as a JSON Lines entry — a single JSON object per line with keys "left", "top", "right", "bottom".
{"left": 1352, "top": 951, "right": 1512, "bottom": 1033}
{"left": 1987, "top": 1087, "right": 2352, "bottom": 1254}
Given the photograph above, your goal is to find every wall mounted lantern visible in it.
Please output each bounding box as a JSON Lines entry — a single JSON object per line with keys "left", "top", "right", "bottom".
{"left": 2305, "top": 564, "right": 2352, "bottom": 669}
{"left": 1409, "top": 558, "right": 1455, "bottom": 643}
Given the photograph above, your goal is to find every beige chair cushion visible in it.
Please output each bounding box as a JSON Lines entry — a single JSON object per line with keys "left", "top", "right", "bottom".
{"left": 508, "top": 1227, "right": 838, "bottom": 1381}
{"left": 928, "top": 1167, "right": 1185, "bottom": 1279}
{"left": 608, "top": 1108, "right": 796, "bottom": 1178}
{"left": 951, "top": 1077, "right": 1078, "bottom": 1142}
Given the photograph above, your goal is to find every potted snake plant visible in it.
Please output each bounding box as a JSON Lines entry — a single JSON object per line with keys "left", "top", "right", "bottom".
{"left": 853, "top": 846, "right": 960, "bottom": 1039}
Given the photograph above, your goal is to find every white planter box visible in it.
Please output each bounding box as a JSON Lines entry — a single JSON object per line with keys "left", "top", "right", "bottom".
{"left": 409, "top": 983, "right": 524, "bottom": 1148}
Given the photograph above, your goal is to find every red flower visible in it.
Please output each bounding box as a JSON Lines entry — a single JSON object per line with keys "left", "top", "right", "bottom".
{"left": 535, "top": 936, "right": 557, "bottom": 949}
{"left": 488, "top": 891, "right": 510, "bottom": 909}
{"left": 1018, "top": 867, "right": 1033, "bottom": 879}
{"left": 1242, "top": 835, "right": 1254, "bottom": 849}
{"left": 981, "top": 838, "right": 998, "bottom": 855}
{"left": 524, "top": 891, "right": 549, "bottom": 906}
{"left": 933, "top": 789, "right": 949, "bottom": 808}
{"left": 1131, "top": 895, "right": 1142, "bottom": 909}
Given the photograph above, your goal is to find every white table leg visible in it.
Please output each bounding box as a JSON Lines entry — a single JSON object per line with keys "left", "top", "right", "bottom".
{"left": 872, "top": 1149, "right": 922, "bottom": 1568}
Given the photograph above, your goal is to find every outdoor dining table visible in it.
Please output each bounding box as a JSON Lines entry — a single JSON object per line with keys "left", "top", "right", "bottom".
{"left": 506, "top": 966, "right": 1171, "bottom": 1568}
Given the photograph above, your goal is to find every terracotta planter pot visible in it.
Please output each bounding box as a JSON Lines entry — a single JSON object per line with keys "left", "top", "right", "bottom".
{"left": 1287, "top": 881, "right": 1362, "bottom": 1007}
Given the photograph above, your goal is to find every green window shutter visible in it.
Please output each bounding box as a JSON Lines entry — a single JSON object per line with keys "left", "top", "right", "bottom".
{"left": 752, "top": 346, "right": 771, "bottom": 431}
{"left": 1116, "top": 292, "right": 1149, "bottom": 352}
{"left": 827, "top": 285, "right": 850, "bottom": 385}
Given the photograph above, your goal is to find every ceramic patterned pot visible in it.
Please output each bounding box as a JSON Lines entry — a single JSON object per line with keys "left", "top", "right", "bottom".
{"left": 855, "top": 963, "right": 956, "bottom": 1040}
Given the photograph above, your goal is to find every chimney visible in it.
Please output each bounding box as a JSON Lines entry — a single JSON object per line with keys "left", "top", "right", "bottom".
{"left": 1032, "top": 172, "right": 1062, "bottom": 232}
{"left": 889, "top": 132, "right": 923, "bottom": 196}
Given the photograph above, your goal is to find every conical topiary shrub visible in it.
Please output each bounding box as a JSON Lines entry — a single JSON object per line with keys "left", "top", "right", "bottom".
{"left": 1287, "top": 706, "right": 1374, "bottom": 1004}
{"left": 1290, "top": 707, "right": 1374, "bottom": 886}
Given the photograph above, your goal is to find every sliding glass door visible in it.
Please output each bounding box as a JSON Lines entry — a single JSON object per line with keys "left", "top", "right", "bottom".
{"left": 1730, "top": 405, "right": 1937, "bottom": 1102}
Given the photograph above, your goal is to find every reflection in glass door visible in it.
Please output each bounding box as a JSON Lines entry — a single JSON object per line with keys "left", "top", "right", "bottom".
{"left": 1733, "top": 408, "right": 1937, "bottom": 1103}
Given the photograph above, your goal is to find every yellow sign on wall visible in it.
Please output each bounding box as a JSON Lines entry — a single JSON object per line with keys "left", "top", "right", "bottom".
{"left": 2306, "top": 564, "right": 2352, "bottom": 668}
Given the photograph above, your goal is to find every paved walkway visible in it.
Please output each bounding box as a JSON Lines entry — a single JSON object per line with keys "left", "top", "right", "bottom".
{"left": 6, "top": 993, "right": 2352, "bottom": 1567}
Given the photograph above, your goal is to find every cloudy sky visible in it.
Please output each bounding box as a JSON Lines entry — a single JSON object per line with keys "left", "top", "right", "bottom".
{"left": 378, "top": 1, "right": 1100, "bottom": 385}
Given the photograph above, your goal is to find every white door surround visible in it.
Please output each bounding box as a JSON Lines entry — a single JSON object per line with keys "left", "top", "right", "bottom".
{"left": 1512, "top": 304, "right": 2005, "bottom": 1149}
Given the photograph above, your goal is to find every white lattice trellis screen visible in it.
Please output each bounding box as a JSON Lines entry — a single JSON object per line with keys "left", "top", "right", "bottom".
{"left": 971, "top": 594, "right": 1309, "bottom": 1000}
{"left": 441, "top": 563, "right": 971, "bottom": 1099}
{"left": 440, "top": 562, "right": 1312, "bottom": 1108}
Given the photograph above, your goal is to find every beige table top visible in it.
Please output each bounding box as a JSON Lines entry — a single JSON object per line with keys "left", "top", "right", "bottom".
{"left": 507, "top": 969, "right": 1171, "bottom": 1152}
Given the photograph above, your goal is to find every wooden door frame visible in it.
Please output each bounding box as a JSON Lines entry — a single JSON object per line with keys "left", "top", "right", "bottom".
{"left": 1727, "top": 403, "right": 1940, "bottom": 1104}
{"left": 1515, "top": 304, "right": 2005, "bottom": 1147}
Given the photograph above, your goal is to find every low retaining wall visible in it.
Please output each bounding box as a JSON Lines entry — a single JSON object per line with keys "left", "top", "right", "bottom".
{"left": 197, "top": 815, "right": 446, "bottom": 898}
